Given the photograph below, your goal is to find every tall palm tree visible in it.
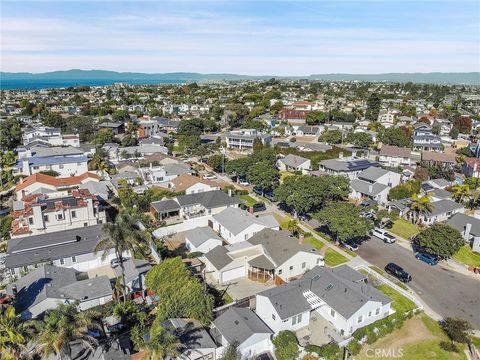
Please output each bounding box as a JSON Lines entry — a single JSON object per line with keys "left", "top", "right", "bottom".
{"left": 407, "top": 194, "right": 432, "bottom": 224}
{"left": 33, "top": 303, "right": 101, "bottom": 360}
{"left": 135, "top": 324, "right": 181, "bottom": 360}
{"left": 286, "top": 219, "right": 300, "bottom": 237}
{"left": 95, "top": 212, "right": 151, "bottom": 302}
{"left": 0, "top": 306, "right": 28, "bottom": 360}
{"left": 451, "top": 184, "right": 470, "bottom": 204}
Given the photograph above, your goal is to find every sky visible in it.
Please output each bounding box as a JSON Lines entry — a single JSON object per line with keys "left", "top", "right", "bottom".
{"left": 1, "top": 0, "right": 479, "bottom": 75}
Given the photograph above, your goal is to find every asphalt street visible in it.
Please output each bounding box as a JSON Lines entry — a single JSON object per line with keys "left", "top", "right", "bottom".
{"left": 357, "top": 235, "right": 480, "bottom": 329}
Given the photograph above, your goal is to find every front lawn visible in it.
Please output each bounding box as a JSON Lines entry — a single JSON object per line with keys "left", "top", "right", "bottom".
{"left": 324, "top": 248, "right": 349, "bottom": 267}
{"left": 375, "top": 284, "right": 417, "bottom": 314}
{"left": 273, "top": 213, "right": 293, "bottom": 230}
{"left": 280, "top": 170, "right": 294, "bottom": 183}
{"left": 389, "top": 219, "right": 421, "bottom": 240}
{"left": 239, "top": 194, "right": 257, "bottom": 207}
{"left": 453, "top": 245, "right": 480, "bottom": 268}
{"left": 304, "top": 236, "right": 325, "bottom": 251}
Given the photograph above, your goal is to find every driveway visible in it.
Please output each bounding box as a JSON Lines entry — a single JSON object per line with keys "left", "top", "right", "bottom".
{"left": 357, "top": 236, "right": 480, "bottom": 329}
{"left": 206, "top": 274, "right": 276, "bottom": 301}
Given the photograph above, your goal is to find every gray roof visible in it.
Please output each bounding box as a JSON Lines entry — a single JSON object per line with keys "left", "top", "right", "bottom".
{"left": 446, "top": 213, "right": 480, "bottom": 237}
{"left": 163, "top": 162, "right": 192, "bottom": 176}
{"left": 185, "top": 227, "right": 221, "bottom": 248}
{"left": 258, "top": 265, "right": 391, "bottom": 320}
{"left": 280, "top": 154, "right": 310, "bottom": 168}
{"left": 358, "top": 167, "right": 390, "bottom": 182}
{"left": 214, "top": 307, "right": 272, "bottom": 345}
{"left": 114, "top": 258, "right": 151, "bottom": 285}
{"left": 248, "top": 229, "right": 318, "bottom": 267}
{"left": 204, "top": 246, "right": 233, "bottom": 270}
{"left": 430, "top": 188, "right": 452, "bottom": 200}
{"left": 212, "top": 207, "right": 279, "bottom": 235}
{"left": 7, "top": 265, "right": 111, "bottom": 316}
{"left": 151, "top": 199, "right": 181, "bottom": 213}
{"left": 161, "top": 318, "right": 216, "bottom": 351}
{"left": 429, "top": 178, "right": 450, "bottom": 189}
{"left": 320, "top": 158, "right": 380, "bottom": 172}
{"left": 176, "top": 190, "right": 240, "bottom": 209}
{"left": 427, "top": 199, "right": 464, "bottom": 217}
{"left": 30, "top": 146, "right": 84, "bottom": 157}
{"left": 5, "top": 225, "right": 105, "bottom": 269}
{"left": 350, "top": 179, "right": 388, "bottom": 197}
{"left": 248, "top": 254, "right": 275, "bottom": 270}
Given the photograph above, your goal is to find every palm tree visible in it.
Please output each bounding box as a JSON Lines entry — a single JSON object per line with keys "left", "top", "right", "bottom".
{"left": 33, "top": 303, "right": 100, "bottom": 360}
{"left": 95, "top": 213, "right": 151, "bottom": 302}
{"left": 407, "top": 194, "right": 432, "bottom": 224}
{"left": 286, "top": 219, "right": 300, "bottom": 237}
{"left": 0, "top": 306, "right": 28, "bottom": 360}
{"left": 135, "top": 324, "right": 181, "bottom": 360}
{"left": 451, "top": 184, "right": 470, "bottom": 204}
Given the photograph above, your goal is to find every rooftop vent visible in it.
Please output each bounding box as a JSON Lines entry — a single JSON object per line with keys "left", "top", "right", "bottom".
{"left": 325, "top": 283, "right": 334, "bottom": 291}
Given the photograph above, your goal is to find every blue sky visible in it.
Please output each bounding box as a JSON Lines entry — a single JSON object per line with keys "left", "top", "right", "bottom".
{"left": 1, "top": 0, "right": 479, "bottom": 74}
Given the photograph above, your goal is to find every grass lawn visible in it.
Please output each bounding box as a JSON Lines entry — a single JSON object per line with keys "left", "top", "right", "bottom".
{"left": 273, "top": 213, "right": 293, "bottom": 230}
{"left": 369, "top": 265, "right": 385, "bottom": 275}
{"left": 324, "top": 248, "right": 349, "bottom": 267}
{"left": 222, "top": 292, "right": 233, "bottom": 304}
{"left": 453, "top": 245, "right": 480, "bottom": 268}
{"left": 389, "top": 219, "right": 421, "bottom": 240}
{"left": 304, "top": 236, "right": 325, "bottom": 251}
{"left": 376, "top": 284, "right": 417, "bottom": 314}
{"left": 280, "top": 170, "right": 295, "bottom": 183}
{"left": 239, "top": 194, "right": 257, "bottom": 207}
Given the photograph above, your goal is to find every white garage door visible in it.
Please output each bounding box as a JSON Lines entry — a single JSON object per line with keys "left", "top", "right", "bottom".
{"left": 221, "top": 266, "right": 245, "bottom": 283}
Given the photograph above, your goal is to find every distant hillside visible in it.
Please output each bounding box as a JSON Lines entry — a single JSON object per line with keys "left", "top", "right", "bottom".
{"left": 1, "top": 69, "right": 479, "bottom": 85}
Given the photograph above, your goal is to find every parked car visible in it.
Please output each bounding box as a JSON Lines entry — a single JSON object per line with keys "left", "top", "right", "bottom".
{"left": 253, "top": 187, "right": 263, "bottom": 196}
{"left": 341, "top": 239, "right": 359, "bottom": 252}
{"left": 203, "top": 173, "right": 217, "bottom": 180}
{"left": 415, "top": 253, "right": 439, "bottom": 266}
{"left": 238, "top": 177, "right": 249, "bottom": 186}
{"left": 110, "top": 257, "right": 129, "bottom": 268}
{"left": 371, "top": 228, "right": 396, "bottom": 243}
{"left": 385, "top": 263, "right": 412, "bottom": 283}
{"left": 251, "top": 202, "right": 266, "bottom": 212}
{"left": 298, "top": 212, "right": 310, "bottom": 221}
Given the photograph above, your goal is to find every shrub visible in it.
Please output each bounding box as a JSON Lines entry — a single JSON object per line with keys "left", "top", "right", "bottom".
{"left": 272, "top": 331, "right": 299, "bottom": 360}
{"left": 439, "top": 341, "right": 459, "bottom": 353}
{"left": 353, "top": 327, "right": 368, "bottom": 341}
{"left": 305, "top": 343, "right": 340, "bottom": 360}
{"left": 347, "top": 339, "right": 362, "bottom": 355}
{"left": 439, "top": 317, "right": 473, "bottom": 344}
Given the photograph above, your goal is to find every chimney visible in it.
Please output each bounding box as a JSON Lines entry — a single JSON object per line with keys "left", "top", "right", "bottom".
{"left": 368, "top": 184, "right": 373, "bottom": 193}
{"left": 86, "top": 198, "right": 95, "bottom": 218}
{"left": 464, "top": 223, "right": 472, "bottom": 241}
{"left": 298, "top": 233, "right": 304, "bottom": 244}
{"left": 32, "top": 204, "right": 45, "bottom": 230}
{"left": 249, "top": 206, "right": 254, "bottom": 214}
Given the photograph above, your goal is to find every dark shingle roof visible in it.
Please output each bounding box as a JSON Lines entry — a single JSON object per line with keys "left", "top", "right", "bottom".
{"left": 176, "top": 190, "right": 240, "bottom": 209}
{"left": 204, "top": 246, "right": 232, "bottom": 270}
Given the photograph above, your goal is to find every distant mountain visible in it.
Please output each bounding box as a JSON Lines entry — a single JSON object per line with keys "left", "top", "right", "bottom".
{"left": 1, "top": 69, "right": 479, "bottom": 85}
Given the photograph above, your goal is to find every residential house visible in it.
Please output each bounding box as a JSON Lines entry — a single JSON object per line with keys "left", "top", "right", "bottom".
{"left": 278, "top": 108, "right": 309, "bottom": 125}
{"left": 277, "top": 154, "right": 311, "bottom": 174}
{"left": 203, "top": 229, "right": 323, "bottom": 285}
{"left": 413, "top": 134, "right": 442, "bottom": 151}
{"left": 212, "top": 307, "right": 273, "bottom": 359}
{"left": 421, "top": 151, "right": 456, "bottom": 168}
{"left": 319, "top": 158, "right": 380, "bottom": 180}
{"left": 211, "top": 207, "right": 279, "bottom": 244}
{"left": 113, "top": 259, "right": 151, "bottom": 293}
{"left": 378, "top": 145, "right": 412, "bottom": 167}
{"left": 6, "top": 265, "right": 112, "bottom": 319}
{"left": 296, "top": 125, "right": 321, "bottom": 137}
{"left": 419, "top": 199, "right": 464, "bottom": 225}
{"left": 349, "top": 167, "right": 402, "bottom": 206}
{"left": 255, "top": 265, "right": 392, "bottom": 337}
{"left": 463, "top": 157, "right": 480, "bottom": 178}
{"left": 169, "top": 174, "right": 220, "bottom": 194}
{"left": 154, "top": 117, "right": 180, "bottom": 132}
{"left": 447, "top": 213, "right": 480, "bottom": 252}
{"left": 15, "top": 172, "right": 102, "bottom": 199}
{"left": 226, "top": 129, "right": 272, "bottom": 151}
{"left": 10, "top": 189, "right": 106, "bottom": 238}
{"left": 98, "top": 122, "right": 125, "bottom": 134}
{"left": 137, "top": 119, "right": 162, "bottom": 138}
{"left": 5, "top": 224, "right": 126, "bottom": 277}
{"left": 23, "top": 126, "right": 80, "bottom": 147}
{"left": 185, "top": 226, "right": 223, "bottom": 254}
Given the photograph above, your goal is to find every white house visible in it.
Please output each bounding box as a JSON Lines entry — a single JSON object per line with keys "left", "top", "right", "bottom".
{"left": 277, "top": 154, "right": 311, "bottom": 174}
{"left": 255, "top": 265, "right": 392, "bottom": 337}
{"left": 169, "top": 174, "right": 220, "bottom": 195}
{"left": 419, "top": 199, "right": 465, "bottom": 225}
{"left": 6, "top": 265, "right": 112, "bottom": 319}
{"left": 319, "top": 158, "right": 380, "bottom": 180}
{"left": 185, "top": 226, "right": 223, "bottom": 254}
{"left": 379, "top": 145, "right": 412, "bottom": 167}
{"left": 203, "top": 229, "right": 324, "bottom": 285}
{"left": 349, "top": 167, "right": 402, "bottom": 206}
{"left": 23, "top": 126, "right": 80, "bottom": 148}
{"left": 213, "top": 307, "right": 273, "bottom": 360}
{"left": 447, "top": 213, "right": 480, "bottom": 252}
{"left": 226, "top": 129, "right": 272, "bottom": 151}
{"left": 211, "top": 207, "right": 279, "bottom": 244}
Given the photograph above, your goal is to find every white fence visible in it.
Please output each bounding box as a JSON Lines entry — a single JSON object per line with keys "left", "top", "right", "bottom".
{"left": 152, "top": 215, "right": 212, "bottom": 238}
{"left": 355, "top": 264, "right": 423, "bottom": 310}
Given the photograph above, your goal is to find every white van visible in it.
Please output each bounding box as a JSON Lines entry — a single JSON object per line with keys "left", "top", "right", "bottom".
{"left": 371, "top": 228, "right": 396, "bottom": 243}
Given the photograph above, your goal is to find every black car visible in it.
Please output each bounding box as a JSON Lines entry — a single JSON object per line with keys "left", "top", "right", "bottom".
{"left": 251, "top": 202, "right": 266, "bottom": 212}
{"left": 385, "top": 262, "right": 412, "bottom": 283}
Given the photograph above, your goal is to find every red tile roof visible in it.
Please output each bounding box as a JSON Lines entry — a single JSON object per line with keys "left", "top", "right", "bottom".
{"left": 16, "top": 172, "right": 101, "bottom": 192}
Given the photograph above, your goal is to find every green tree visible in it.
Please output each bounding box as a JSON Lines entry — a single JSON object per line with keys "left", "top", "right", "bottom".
{"left": 388, "top": 180, "right": 421, "bottom": 200}
{"left": 319, "top": 130, "right": 342, "bottom": 144}
{"left": 39, "top": 170, "right": 60, "bottom": 177}
{"left": 315, "top": 202, "right": 373, "bottom": 242}
{"left": 92, "top": 128, "right": 116, "bottom": 145}
{"left": 345, "top": 132, "right": 373, "bottom": 148}
{"left": 218, "top": 341, "right": 241, "bottom": 360}
{"left": 65, "top": 116, "right": 97, "bottom": 142}
{"left": 381, "top": 128, "right": 410, "bottom": 147}
{"left": 365, "top": 93, "right": 382, "bottom": 121}
{"left": 449, "top": 127, "right": 459, "bottom": 139}
{"left": 306, "top": 110, "right": 328, "bottom": 125}
{"left": 206, "top": 154, "right": 226, "bottom": 173}
{"left": 272, "top": 331, "right": 299, "bottom": 360}
{"left": 0, "top": 306, "right": 29, "bottom": 360}
{"left": 451, "top": 184, "right": 470, "bottom": 203}
{"left": 112, "top": 109, "right": 130, "bottom": 122}
{"left": 42, "top": 112, "right": 66, "bottom": 130}
{"left": 0, "top": 118, "right": 22, "bottom": 151}
{"left": 439, "top": 318, "right": 473, "bottom": 344}
{"left": 95, "top": 213, "right": 151, "bottom": 301}
{"left": 407, "top": 194, "right": 432, "bottom": 224}
{"left": 132, "top": 320, "right": 181, "bottom": 360}
{"left": 413, "top": 224, "right": 464, "bottom": 258}
{"left": 145, "top": 257, "right": 214, "bottom": 325}
{"left": 247, "top": 161, "right": 279, "bottom": 192}
{"left": 33, "top": 303, "right": 100, "bottom": 360}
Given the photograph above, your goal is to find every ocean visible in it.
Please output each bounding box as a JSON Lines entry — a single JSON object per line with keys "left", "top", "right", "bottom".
{"left": 0, "top": 78, "right": 185, "bottom": 90}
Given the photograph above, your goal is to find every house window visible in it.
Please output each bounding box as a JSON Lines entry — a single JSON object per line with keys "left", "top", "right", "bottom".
{"left": 28, "top": 217, "right": 33, "bottom": 225}
{"left": 272, "top": 314, "right": 276, "bottom": 320}
{"left": 59, "top": 164, "right": 64, "bottom": 169}
{"left": 357, "top": 315, "right": 363, "bottom": 324}
{"left": 33, "top": 166, "right": 39, "bottom": 170}
{"left": 292, "top": 314, "right": 302, "bottom": 325}
{"left": 71, "top": 256, "right": 77, "bottom": 263}
{"left": 375, "top": 308, "right": 380, "bottom": 315}
{"left": 60, "top": 258, "right": 65, "bottom": 265}
{"left": 43, "top": 215, "right": 49, "bottom": 222}
{"left": 297, "top": 314, "right": 302, "bottom": 323}
{"left": 302, "top": 262, "right": 306, "bottom": 269}
{"left": 244, "top": 234, "right": 248, "bottom": 240}
{"left": 278, "top": 269, "right": 282, "bottom": 275}
{"left": 83, "top": 222, "right": 88, "bottom": 227}
{"left": 330, "top": 309, "right": 336, "bottom": 317}
{"left": 368, "top": 311, "right": 372, "bottom": 317}
{"left": 292, "top": 316, "right": 297, "bottom": 325}
{"left": 77, "top": 162, "right": 83, "bottom": 166}
{"left": 57, "top": 213, "right": 64, "bottom": 220}
{"left": 71, "top": 210, "right": 76, "bottom": 218}
{"left": 289, "top": 266, "right": 293, "bottom": 271}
